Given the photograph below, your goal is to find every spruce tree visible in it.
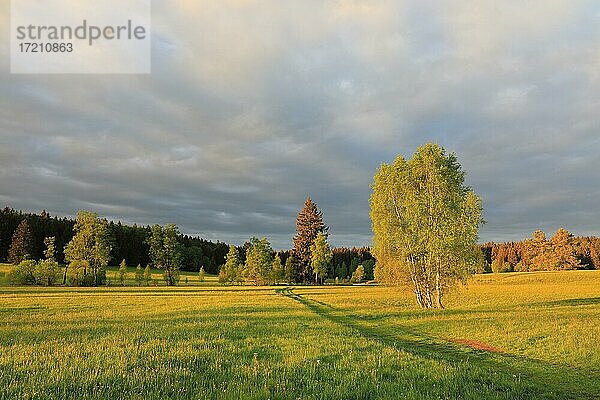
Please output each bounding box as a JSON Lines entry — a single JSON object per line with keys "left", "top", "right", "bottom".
{"left": 271, "top": 254, "right": 283, "bottom": 284}
{"left": 222, "top": 245, "right": 241, "bottom": 284}
{"left": 143, "top": 265, "right": 152, "bottom": 285}
{"left": 292, "top": 197, "right": 328, "bottom": 283}
{"left": 135, "top": 264, "right": 143, "bottom": 286}
{"left": 551, "top": 228, "right": 582, "bottom": 270}
{"left": 119, "top": 259, "right": 127, "bottom": 286}
{"left": 284, "top": 254, "right": 295, "bottom": 284}
{"left": 336, "top": 262, "right": 348, "bottom": 279}
{"left": 8, "top": 219, "right": 31, "bottom": 265}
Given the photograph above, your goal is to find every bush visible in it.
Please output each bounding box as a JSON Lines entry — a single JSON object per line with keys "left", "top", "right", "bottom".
{"left": 134, "top": 264, "right": 143, "bottom": 286}
{"left": 514, "top": 261, "right": 528, "bottom": 272}
{"left": 67, "top": 260, "right": 95, "bottom": 286}
{"left": 8, "top": 259, "right": 37, "bottom": 285}
{"left": 491, "top": 259, "right": 513, "bottom": 273}
{"left": 350, "top": 265, "right": 365, "bottom": 283}
{"left": 35, "top": 259, "right": 61, "bottom": 286}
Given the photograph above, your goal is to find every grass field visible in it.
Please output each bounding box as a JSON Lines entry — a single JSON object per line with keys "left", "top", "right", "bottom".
{"left": 0, "top": 267, "right": 598, "bottom": 399}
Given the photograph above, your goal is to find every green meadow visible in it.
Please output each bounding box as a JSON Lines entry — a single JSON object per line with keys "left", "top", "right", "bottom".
{"left": 0, "top": 266, "right": 598, "bottom": 399}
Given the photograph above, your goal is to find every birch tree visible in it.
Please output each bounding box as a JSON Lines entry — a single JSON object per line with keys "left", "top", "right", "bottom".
{"left": 64, "top": 211, "right": 111, "bottom": 286}
{"left": 148, "top": 224, "right": 181, "bottom": 286}
{"left": 310, "top": 233, "right": 332, "bottom": 283}
{"left": 370, "top": 143, "right": 483, "bottom": 309}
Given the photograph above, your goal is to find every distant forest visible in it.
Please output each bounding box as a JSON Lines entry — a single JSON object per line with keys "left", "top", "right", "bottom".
{"left": 479, "top": 230, "right": 600, "bottom": 272}
{"left": 0, "top": 207, "right": 375, "bottom": 278}
{"left": 2, "top": 207, "right": 598, "bottom": 277}
{"left": 0, "top": 207, "right": 228, "bottom": 274}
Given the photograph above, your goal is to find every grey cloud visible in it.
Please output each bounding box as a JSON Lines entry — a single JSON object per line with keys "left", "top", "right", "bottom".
{"left": 1, "top": 1, "right": 599, "bottom": 248}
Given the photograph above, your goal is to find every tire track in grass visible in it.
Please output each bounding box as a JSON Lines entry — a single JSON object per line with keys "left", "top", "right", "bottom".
{"left": 277, "top": 287, "right": 595, "bottom": 400}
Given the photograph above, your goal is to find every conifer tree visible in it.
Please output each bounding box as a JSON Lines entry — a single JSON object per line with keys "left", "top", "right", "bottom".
{"left": 143, "top": 265, "right": 152, "bottom": 285}
{"left": 284, "top": 254, "right": 295, "bottom": 283}
{"left": 221, "top": 245, "right": 241, "bottom": 284}
{"left": 119, "top": 259, "right": 127, "bottom": 286}
{"left": 271, "top": 254, "right": 284, "bottom": 284}
{"left": 8, "top": 219, "right": 31, "bottom": 265}
{"left": 292, "top": 197, "right": 328, "bottom": 283}
{"left": 135, "top": 264, "right": 143, "bottom": 286}
{"left": 336, "top": 262, "right": 348, "bottom": 280}
{"left": 524, "top": 230, "right": 556, "bottom": 270}
{"left": 551, "top": 228, "right": 582, "bottom": 270}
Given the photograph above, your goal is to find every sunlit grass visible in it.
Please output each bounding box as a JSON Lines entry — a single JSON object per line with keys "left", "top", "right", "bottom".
{"left": 0, "top": 270, "right": 598, "bottom": 399}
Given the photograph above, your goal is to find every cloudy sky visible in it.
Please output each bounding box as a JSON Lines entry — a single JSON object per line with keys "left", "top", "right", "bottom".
{"left": 1, "top": 1, "right": 599, "bottom": 248}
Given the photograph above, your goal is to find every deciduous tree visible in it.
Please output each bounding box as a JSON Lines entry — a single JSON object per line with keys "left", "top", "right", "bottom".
{"left": 8, "top": 258, "right": 37, "bottom": 285}
{"left": 244, "top": 237, "right": 273, "bottom": 285}
{"left": 64, "top": 211, "right": 111, "bottom": 286}
{"left": 350, "top": 265, "right": 365, "bottom": 283}
{"left": 310, "top": 233, "right": 332, "bottom": 283}
{"left": 35, "top": 237, "right": 60, "bottom": 286}
{"left": 148, "top": 224, "right": 181, "bottom": 286}
{"left": 370, "top": 143, "right": 483, "bottom": 309}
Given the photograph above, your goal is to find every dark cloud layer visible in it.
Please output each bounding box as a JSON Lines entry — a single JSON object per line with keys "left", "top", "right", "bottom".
{"left": 1, "top": 1, "right": 599, "bottom": 248}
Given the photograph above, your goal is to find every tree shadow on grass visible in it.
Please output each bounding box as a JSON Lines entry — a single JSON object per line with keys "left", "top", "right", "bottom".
{"left": 278, "top": 288, "right": 599, "bottom": 400}
{"left": 533, "top": 297, "right": 600, "bottom": 308}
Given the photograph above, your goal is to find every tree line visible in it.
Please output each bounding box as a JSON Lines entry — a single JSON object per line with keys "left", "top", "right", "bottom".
{"left": 0, "top": 207, "right": 229, "bottom": 274}
{"left": 217, "top": 198, "right": 376, "bottom": 285}
{"left": 5, "top": 143, "right": 596, "bottom": 299}
{"left": 2, "top": 204, "right": 376, "bottom": 287}
{"left": 479, "top": 228, "right": 600, "bottom": 272}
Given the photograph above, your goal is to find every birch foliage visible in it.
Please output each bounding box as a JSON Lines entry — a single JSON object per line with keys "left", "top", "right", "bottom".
{"left": 370, "top": 143, "right": 483, "bottom": 308}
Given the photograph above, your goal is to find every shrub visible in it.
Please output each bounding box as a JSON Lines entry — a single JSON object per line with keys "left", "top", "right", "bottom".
{"left": 492, "top": 260, "right": 513, "bottom": 273}
{"left": 514, "top": 261, "right": 528, "bottom": 272}
{"left": 35, "top": 259, "right": 60, "bottom": 286}
{"left": 350, "top": 265, "right": 365, "bottom": 283}
{"left": 143, "top": 265, "right": 151, "bottom": 285}
{"left": 8, "top": 259, "right": 37, "bottom": 285}
{"left": 119, "top": 260, "right": 127, "bottom": 286}
{"left": 67, "top": 260, "right": 94, "bottom": 286}
{"left": 135, "top": 264, "right": 143, "bottom": 286}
